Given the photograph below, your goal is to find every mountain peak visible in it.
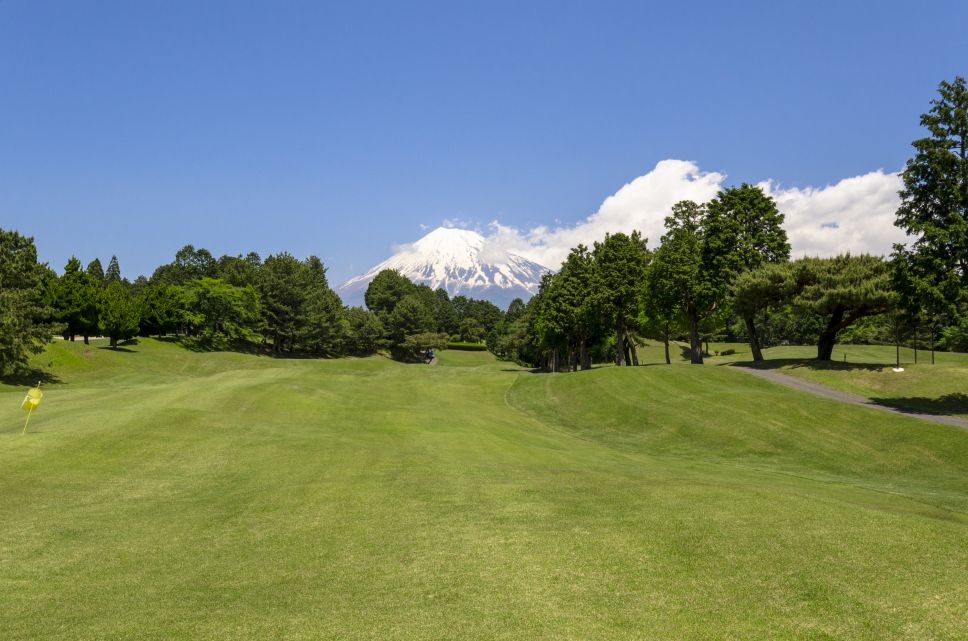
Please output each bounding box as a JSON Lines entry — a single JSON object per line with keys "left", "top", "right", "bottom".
{"left": 338, "top": 227, "right": 549, "bottom": 308}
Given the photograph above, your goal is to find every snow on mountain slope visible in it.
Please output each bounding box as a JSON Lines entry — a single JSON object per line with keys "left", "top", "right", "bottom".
{"left": 337, "top": 227, "right": 550, "bottom": 308}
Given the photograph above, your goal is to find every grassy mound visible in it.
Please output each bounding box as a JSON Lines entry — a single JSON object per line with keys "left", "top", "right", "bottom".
{"left": 0, "top": 339, "right": 965, "bottom": 640}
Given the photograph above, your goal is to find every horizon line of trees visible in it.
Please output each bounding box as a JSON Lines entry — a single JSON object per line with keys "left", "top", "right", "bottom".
{"left": 0, "top": 233, "right": 512, "bottom": 374}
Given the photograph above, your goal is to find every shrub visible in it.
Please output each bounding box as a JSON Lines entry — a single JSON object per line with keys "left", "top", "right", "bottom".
{"left": 447, "top": 341, "right": 487, "bottom": 351}
{"left": 720, "top": 348, "right": 736, "bottom": 356}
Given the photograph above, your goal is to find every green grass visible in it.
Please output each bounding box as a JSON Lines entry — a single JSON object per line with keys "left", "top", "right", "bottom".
{"left": 732, "top": 344, "right": 968, "bottom": 418}
{"left": 1, "top": 339, "right": 966, "bottom": 640}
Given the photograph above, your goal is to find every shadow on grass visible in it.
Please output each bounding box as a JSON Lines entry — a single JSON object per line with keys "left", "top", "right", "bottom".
{"left": 871, "top": 393, "right": 968, "bottom": 417}
{"left": 729, "top": 357, "right": 886, "bottom": 372}
{"left": 0, "top": 369, "right": 62, "bottom": 386}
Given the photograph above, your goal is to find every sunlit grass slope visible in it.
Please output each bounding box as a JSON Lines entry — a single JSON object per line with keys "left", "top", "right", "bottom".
{"left": 1, "top": 339, "right": 966, "bottom": 640}
{"left": 730, "top": 344, "right": 968, "bottom": 418}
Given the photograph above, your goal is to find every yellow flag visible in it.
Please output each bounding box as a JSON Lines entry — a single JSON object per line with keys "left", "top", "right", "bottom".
{"left": 21, "top": 384, "right": 42, "bottom": 433}
{"left": 21, "top": 386, "right": 42, "bottom": 412}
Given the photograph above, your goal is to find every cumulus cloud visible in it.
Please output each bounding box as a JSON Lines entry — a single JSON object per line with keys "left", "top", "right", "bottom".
{"left": 479, "top": 159, "right": 907, "bottom": 270}
{"left": 760, "top": 171, "right": 906, "bottom": 258}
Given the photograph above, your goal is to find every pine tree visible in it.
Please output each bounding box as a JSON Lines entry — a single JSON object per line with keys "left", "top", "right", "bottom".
{"left": 895, "top": 76, "right": 968, "bottom": 324}
{"left": 86, "top": 258, "right": 105, "bottom": 284}
{"left": 105, "top": 255, "right": 122, "bottom": 284}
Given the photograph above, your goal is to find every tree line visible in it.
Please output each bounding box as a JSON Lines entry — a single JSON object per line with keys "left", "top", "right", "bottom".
{"left": 0, "top": 238, "right": 508, "bottom": 375}
{"left": 489, "top": 76, "right": 968, "bottom": 370}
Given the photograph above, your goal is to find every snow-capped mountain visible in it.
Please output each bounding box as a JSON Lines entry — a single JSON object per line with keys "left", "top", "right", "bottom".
{"left": 338, "top": 227, "right": 550, "bottom": 308}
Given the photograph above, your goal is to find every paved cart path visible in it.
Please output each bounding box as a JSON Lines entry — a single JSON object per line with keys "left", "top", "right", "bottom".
{"left": 733, "top": 365, "right": 968, "bottom": 431}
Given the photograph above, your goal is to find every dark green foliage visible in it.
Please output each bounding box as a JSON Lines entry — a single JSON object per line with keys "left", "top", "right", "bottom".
{"left": 104, "top": 255, "right": 122, "bottom": 285}
{"left": 98, "top": 281, "right": 140, "bottom": 348}
{"left": 258, "top": 253, "right": 308, "bottom": 353}
{"left": 536, "top": 245, "right": 602, "bottom": 370}
{"left": 446, "top": 341, "right": 488, "bottom": 351}
{"left": 401, "top": 332, "right": 449, "bottom": 360}
{"left": 86, "top": 258, "right": 104, "bottom": 284}
{"left": 53, "top": 257, "right": 100, "bottom": 343}
{"left": 488, "top": 296, "right": 543, "bottom": 366}
{"left": 299, "top": 285, "right": 345, "bottom": 356}
{"left": 217, "top": 252, "right": 262, "bottom": 288}
{"left": 458, "top": 317, "right": 485, "bottom": 342}
{"left": 451, "top": 296, "right": 504, "bottom": 335}
{"left": 183, "top": 278, "right": 263, "bottom": 348}
{"left": 654, "top": 202, "right": 708, "bottom": 363}
{"left": 593, "top": 232, "right": 649, "bottom": 366}
{"left": 894, "top": 76, "right": 968, "bottom": 323}
{"left": 0, "top": 229, "right": 55, "bottom": 375}
{"left": 792, "top": 255, "right": 897, "bottom": 360}
{"left": 365, "top": 269, "right": 415, "bottom": 316}
{"left": 387, "top": 294, "right": 435, "bottom": 348}
{"left": 151, "top": 245, "right": 218, "bottom": 285}
{"left": 706, "top": 184, "right": 790, "bottom": 361}
{"left": 939, "top": 316, "right": 968, "bottom": 352}
{"left": 342, "top": 307, "right": 385, "bottom": 355}
{"left": 138, "top": 284, "right": 184, "bottom": 337}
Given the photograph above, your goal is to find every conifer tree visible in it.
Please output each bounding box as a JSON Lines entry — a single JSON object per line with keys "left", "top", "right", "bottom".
{"left": 894, "top": 76, "right": 968, "bottom": 326}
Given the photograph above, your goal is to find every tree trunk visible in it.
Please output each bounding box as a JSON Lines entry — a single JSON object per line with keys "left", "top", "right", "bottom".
{"left": 580, "top": 340, "right": 591, "bottom": 370}
{"left": 623, "top": 339, "right": 632, "bottom": 367}
{"left": 83, "top": 334, "right": 89, "bottom": 345}
{"left": 687, "top": 308, "right": 703, "bottom": 364}
{"left": 663, "top": 330, "right": 670, "bottom": 365}
{"left": 110, "top": 336, "right": 118, "bottom": 349}
{"left": 816, "top": 307, "right": 844, "bottom": 361}
{"left": 615, "top": 323, "right": 626, "bottom": 366}
{"left": 745, "top": 315, "right": 764, "bottom": 362}
{"left": 630, "top": 341, "right": 639, "bottom": 366}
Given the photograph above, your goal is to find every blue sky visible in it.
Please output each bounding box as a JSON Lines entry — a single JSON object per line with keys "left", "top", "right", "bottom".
{"left": 1, "top": 0, "right": 965, "bottom": 283}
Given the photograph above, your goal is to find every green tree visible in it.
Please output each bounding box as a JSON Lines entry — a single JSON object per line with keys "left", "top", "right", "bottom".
{"left": 0, "top": 229, "right": 55, "bottom": 375}
{"left": 184, "top": 278, "right": 262, "bottom": 347}
{"left": 386, "top": 294, "right": 434, "bottom": 352}
{"left": 54, "top": 257, "right": 100, "bottom": 343}
{"left": 364, "top": 270, "right": 414, "bottom": 317}
{"left": 732, "top": 263, "right": 794, "bottom": 361}
{"left": 343, "top": 307, "right": 385, "bottom": 355}
{"left": 98, "top": 281, "right": 140, "bottom": 348}
{"left": 86, "top": 258, "right": 104, "bottom": 284}
{"left": 138, "top": 284, "right": 183, "bottom": 337}
{"left": 593, "top": 231, "right": 649, "bottom": 366}
{"left": 258, "top": 253, "right": 308, "bottom": 354}
{"left": 705, "top": 184, "right": 790, "bottom": 361}
{"left": 655, "top": 202, "right": 709, "bottom": 363}
{"left": 792, "top": 255, "right": 897, "bottom": 360}
{"left": 105, "top": 255, "right": 122, "bottom": 285}
{"left": 894, "top": 76, "right": 968, "bottom": 327}
{"left": 640, "top": 247, "right": 689, "bottom": 365}
{"left": 537, "top": 245, "right": 600, "bottom": 370}
{"left": 151, "top": 245, "right": 218, "bottom": 285}
{"left": 217, "top": 252, "right": 262, "bottom": 288}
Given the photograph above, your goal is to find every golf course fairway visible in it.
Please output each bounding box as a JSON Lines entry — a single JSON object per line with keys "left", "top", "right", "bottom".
{"left": 1, "top": 339, "right": 966, "bottom": 640}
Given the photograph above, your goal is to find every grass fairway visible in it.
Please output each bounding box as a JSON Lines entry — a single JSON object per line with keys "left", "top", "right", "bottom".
{"left": 1, "top": 340, "right": 967, "bottom": 640}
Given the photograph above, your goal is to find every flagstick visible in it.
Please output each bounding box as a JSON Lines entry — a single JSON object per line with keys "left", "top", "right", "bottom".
{"left": 22, "top": 407, "right": 33, "bottom": 434}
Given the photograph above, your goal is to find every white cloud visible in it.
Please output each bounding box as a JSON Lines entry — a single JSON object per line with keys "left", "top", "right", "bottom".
{"left": 761, "top": 170, "right": 906, "bottom": 258}
{"left": 479, "top": 159, "right": 907, "bottom": 271}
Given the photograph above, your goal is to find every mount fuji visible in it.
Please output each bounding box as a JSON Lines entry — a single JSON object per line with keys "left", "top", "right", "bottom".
{"left": 338, "top": 227, "right": 550, "bottom": 308}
